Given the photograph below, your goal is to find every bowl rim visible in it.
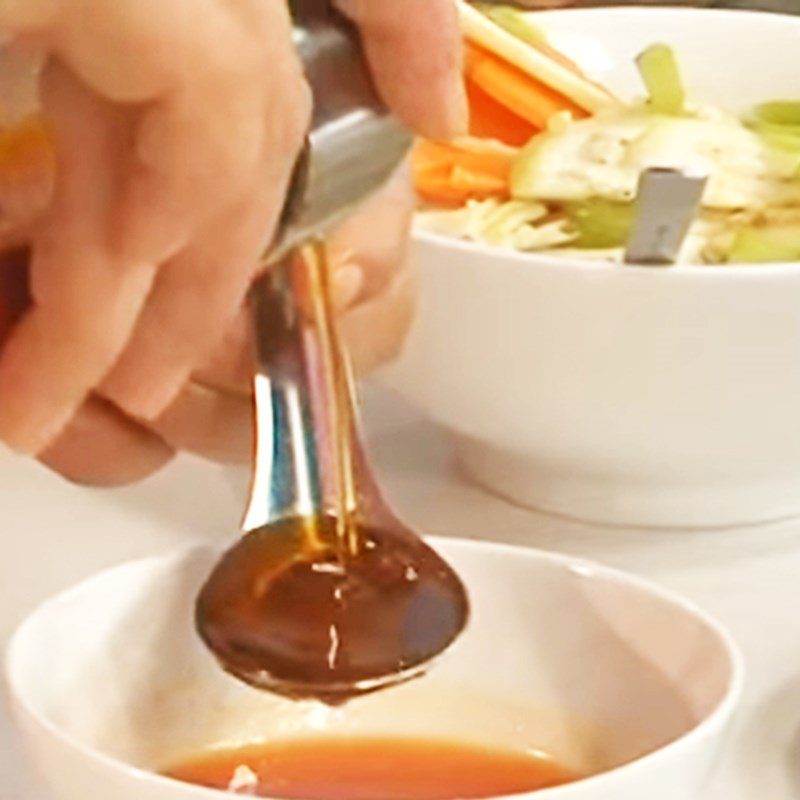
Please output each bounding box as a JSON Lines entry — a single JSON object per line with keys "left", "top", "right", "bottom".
{"left": 5, "top": 536, "right": 745, "bottom": 800}
{"left": 414, "top": 3, "right": 800, "bottom": 277}
{"left": 519, "top": 3, "right": 800, "bottom": 23}
{"left": 414, "top": 229, "right": 800, "bottom": 278}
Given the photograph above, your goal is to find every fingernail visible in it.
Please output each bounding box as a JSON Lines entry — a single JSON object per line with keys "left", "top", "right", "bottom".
{"left": 331, "top": 263, "right": 364, "bottom": 311}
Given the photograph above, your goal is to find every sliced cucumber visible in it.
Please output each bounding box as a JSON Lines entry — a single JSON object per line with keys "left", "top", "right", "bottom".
{"left": 750, "top": 102, "right": 800, "bottom": 172}
{"left": 509, "top": 132, "right": 555, "bottom": 198}
{"left": 753, "top": 101, "right": 800, "bottom": 127}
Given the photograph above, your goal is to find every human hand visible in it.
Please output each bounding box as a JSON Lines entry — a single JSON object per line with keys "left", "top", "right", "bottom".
{"left": 9, "top": 162, "right": 417, "bottom": 485}
{"left": 0, "top": 0, "right": 464, "bottom": 460}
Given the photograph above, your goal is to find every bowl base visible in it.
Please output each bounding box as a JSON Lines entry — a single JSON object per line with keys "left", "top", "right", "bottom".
{"left": 454, "top": 436, "right": 800, "bottom": 531}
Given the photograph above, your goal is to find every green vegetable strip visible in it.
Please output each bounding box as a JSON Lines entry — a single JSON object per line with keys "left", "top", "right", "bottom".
{"left": 636, "top": 44, "right": 686, "bottom": 116}
{"left": 750, "top": 102, "right": 800, "bottom": 161}
{"left": 754, "top": 101, "right": 800, "bottom": 127}
{"left": 757, "top": 127, "right": 800, "bottom": 151}
{"left": 729, "top": 226, "right": 800, "bottom": 264}
{"left": 565, "top": 200, "right": 635, "bottom": 249}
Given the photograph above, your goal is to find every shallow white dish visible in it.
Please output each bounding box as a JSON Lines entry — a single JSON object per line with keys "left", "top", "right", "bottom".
{"left": 384, "top": 7, "right": 800, "bottom": 528}
{"left": 6, "top": 537, "right": 741, "bottom": 800}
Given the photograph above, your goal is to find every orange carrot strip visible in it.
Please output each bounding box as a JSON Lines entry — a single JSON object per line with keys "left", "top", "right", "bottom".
{"left": 413, "top": 140, "right": 513, "bottom": 181}
{"left": 414, "top": 169, "right": 471, "bottom": 205}
{"left": 413, "top": 141, "right": 512, "bottom": 204}
{"left": 416, "top": 173, "right": 508, "bottom": 205}
{"left": 467, "top": 79, "right": 538, "bottom": 147}
{"left": 464, "top": 42, "right": 588, "bottom": 129}
{"left": 449, "top": 165, "right": 508, "bottom": 194}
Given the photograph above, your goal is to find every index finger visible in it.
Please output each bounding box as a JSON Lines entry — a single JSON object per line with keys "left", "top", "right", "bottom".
{"left": 335, "top": 0, "right": 468, "bottom": 140}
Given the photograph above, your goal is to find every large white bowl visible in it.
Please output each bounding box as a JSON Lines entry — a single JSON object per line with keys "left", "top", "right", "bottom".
{"left": 383, "top": 7, "right": 800, "bottom": 528}
{"left": 6, "top": 539, "right": 741, "bottom": 800}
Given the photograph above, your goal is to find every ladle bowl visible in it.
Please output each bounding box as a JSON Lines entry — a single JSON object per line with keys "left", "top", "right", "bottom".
{"left": 196, "top": 517, "right": 469, "bottom": 701}
{"left": 194, "top": 252, "right": 468, "bottom": 700}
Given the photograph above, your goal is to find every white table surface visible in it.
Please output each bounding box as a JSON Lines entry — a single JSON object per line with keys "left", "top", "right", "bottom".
{"left": 2, "top": 385, "right": 799, "bottom": 799}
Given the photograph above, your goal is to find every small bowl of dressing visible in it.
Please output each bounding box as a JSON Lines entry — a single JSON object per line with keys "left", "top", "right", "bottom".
{"left": 6, "top": 537, "right": 742, "bottom": 800}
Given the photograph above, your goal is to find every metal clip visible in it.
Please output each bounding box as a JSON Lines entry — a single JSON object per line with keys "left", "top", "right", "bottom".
{"left": 624, "top": 168, "right": 708, "bottom": 266}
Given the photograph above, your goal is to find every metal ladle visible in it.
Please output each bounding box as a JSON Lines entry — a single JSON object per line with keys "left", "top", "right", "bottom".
{"left": 195, "top": 0, "right": 469, "bottom": 703}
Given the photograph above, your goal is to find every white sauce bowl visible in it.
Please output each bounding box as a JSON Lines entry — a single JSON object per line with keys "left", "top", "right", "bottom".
{"left": 6, "top": 538, "right": 742, "bottom": 800}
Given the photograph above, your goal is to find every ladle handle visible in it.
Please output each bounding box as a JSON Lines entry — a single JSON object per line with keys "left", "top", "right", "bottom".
{"left": 242, "top": 255, "right": 324, "bottom": 532}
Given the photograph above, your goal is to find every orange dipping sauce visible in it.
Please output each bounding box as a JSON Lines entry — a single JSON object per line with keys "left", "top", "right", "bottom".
{"left": 164, "top": 737, "right": 579, "bottom": 800}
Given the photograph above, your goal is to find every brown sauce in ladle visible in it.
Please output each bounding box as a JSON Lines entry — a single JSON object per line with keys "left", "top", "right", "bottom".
{"left": 195, "top": 245, "right": 469, "bottom": 702}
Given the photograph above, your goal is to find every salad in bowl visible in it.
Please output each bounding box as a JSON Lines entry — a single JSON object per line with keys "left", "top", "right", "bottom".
{"left": 414, "top": 1, "right": 800, "bottom": 265}
{"left": 382, "top": 5, "right": 800, "bottom": 528}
